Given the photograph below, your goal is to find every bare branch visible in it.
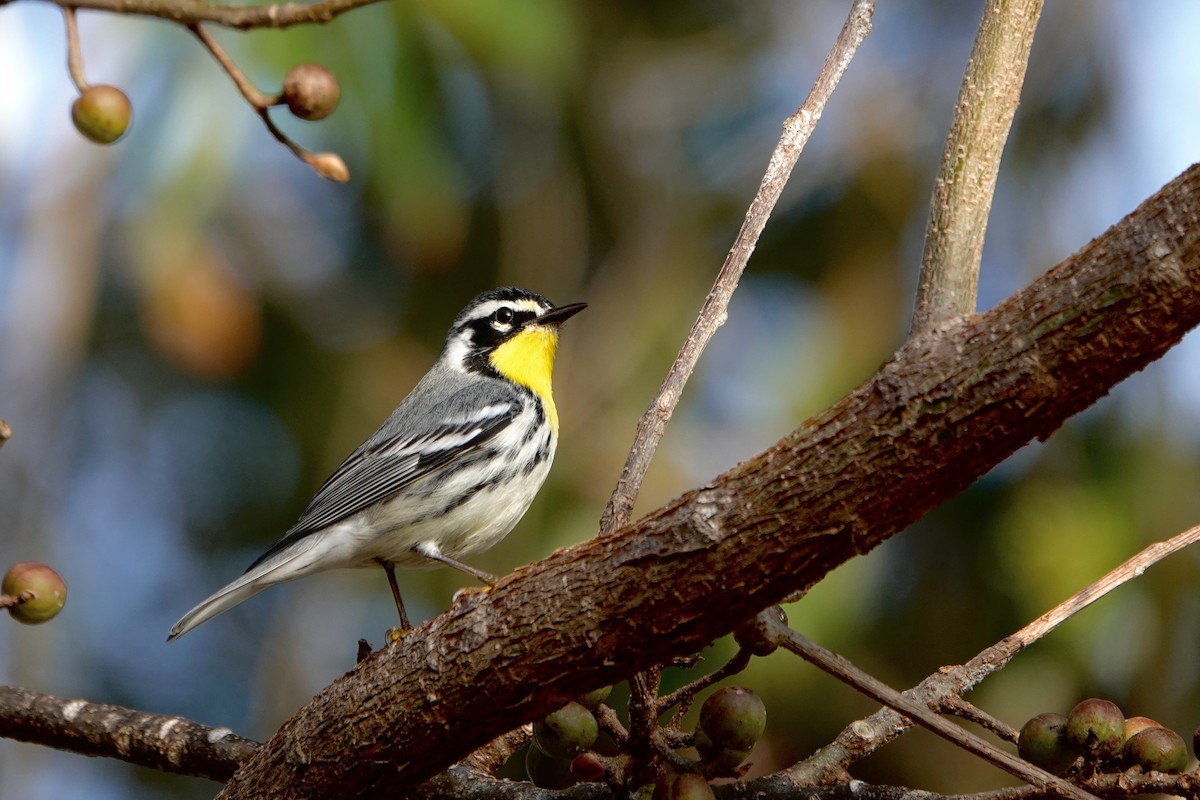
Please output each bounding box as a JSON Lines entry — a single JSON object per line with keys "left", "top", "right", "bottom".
{"left": 911, "top": 0, "right": 1044, "bottom": 333}
{"left": 942, "top": 697, "right": 1019, "bottom": 744}
{"left": 789, "top": 523, "right": 1200, "bottom": 784}
{"left": 599, "top": 0, "right": 876, "bottom": 534}
{"left": 765, "top": 626, "right": 1096, "bottom": 800}
{"left": 1001, "top": 522, "right": 1200, "bottom": 648}
{"left": 27, "top": 0, "right": 386, "bottom": 31}
{"left": 0, "top": 685, "right": 256, "bottom": 781}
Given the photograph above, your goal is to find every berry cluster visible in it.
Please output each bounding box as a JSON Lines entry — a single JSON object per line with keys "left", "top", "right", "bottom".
{"left": 68, "top": 64, "right": 339, "bottom": 148}
{"left": 524, "top": 683, "right": 767, "bottom": 798}
{"left": 58, "top": 7, "right": 347, "bottom": 179}
{"left": 1018, "top": 698, "right": 1190, "bottom": 776}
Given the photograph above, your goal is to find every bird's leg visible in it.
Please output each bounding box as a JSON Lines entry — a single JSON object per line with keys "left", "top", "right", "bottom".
{"left": 414, "top": 542, "right": 499, "bottom": 585}
{"left": 380, "top": 562, "right": 412, "bottom": 630}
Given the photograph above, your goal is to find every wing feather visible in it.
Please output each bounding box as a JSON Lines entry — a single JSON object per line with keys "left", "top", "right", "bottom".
{"left": 245, "top": 400, "right": 518, "bottom": 571}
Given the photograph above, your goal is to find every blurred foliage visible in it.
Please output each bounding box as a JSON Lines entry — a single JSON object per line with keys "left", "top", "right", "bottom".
{"left": 1, "top": 1, "right": 1199, "bottom": 799}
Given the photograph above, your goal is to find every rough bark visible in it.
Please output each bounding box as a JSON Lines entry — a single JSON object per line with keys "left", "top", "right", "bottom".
{"left": 215, "top": 164, "right": 1200, "bottom": 799}
{"left": 0, "top": 685, "right": 257, "bottom": 780}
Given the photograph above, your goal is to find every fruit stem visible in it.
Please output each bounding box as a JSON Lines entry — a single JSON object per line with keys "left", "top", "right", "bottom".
{"left": 62, "top": 6, "right": 90, "bottom": 91}
{"left": 0, "top": 591, "right": 33, "bottom": 609}
{"left": 187, "top": 22, "right": 273, "bottom": 108}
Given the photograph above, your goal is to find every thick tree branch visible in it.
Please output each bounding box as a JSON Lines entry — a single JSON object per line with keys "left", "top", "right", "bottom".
{"left": 8, "top": 528, "right": 1200, "bottom": 794}
{"left": 216, "top": 165, "right": 1200, "bottom": 799}
{"left": 911, "top": 0, "right": 1044, "bottom": 332}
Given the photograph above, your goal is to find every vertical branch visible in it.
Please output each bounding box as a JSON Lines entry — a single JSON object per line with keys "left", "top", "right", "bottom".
{"left": 599, "top": 0, "right": 876, "bottom": 534}
{"left": 910, "top": 0, "right": 1044, "bottom": 334}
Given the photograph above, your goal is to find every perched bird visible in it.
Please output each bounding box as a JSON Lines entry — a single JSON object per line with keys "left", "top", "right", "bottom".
{"left": 168, "top": 287, "right": 586, "bottom": 640}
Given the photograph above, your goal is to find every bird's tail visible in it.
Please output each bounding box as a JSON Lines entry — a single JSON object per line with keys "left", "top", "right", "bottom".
{"left": 167, "top": 540, "right": 321, "bottom": 641}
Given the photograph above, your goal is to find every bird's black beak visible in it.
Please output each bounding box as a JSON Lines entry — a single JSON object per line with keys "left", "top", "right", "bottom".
{"left": 538, "top": 302, "right": 587, "bottom": 327}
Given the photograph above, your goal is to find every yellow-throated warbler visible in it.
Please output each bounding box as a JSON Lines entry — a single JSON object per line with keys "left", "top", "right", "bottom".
{"left": 168, "top": 287, "right": 585, "bottom": 640}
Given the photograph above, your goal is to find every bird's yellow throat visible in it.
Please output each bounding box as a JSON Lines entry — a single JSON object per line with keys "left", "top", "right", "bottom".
{"left": 489, "top": 326, "right": 561, "bottom": 434}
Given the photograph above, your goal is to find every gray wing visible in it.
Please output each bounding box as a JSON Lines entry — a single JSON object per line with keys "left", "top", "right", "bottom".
{"left": 246, "top": 381, "right": 519, "bottom": 571}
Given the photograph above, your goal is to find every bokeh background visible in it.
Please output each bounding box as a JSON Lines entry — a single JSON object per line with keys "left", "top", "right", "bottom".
{"left": 2, "top": 1, "right": 1199, "bottom": 797}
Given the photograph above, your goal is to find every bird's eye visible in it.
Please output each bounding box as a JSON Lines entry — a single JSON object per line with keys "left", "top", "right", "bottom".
{"left": 493, "top": 307, "right": 514, "bottom": 326}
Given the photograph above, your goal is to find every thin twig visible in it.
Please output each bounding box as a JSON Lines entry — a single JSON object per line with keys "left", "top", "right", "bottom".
{"left": 187, "top": 22, "right": 274, "bottom": 107}
{"left": 37, "top": 0, "right": 387, "bottom": 31}
{"left": 787, "top": 523, "right": 1200, "bottom": 786}
{"left": 910, "top": 0, "right": 1044, "bottom": 333}
{"left": 598, "top": 0, "right": 876, "bottom": 534}
{"left": 989, "top": 523, "right": 1200, "bottom": 653}
{"left": 594, "top": 703, "right": 630, "bottom": 748}
{"left": 765, "top": 625, "right": 1098, "bottom": 800}
{"left": 62, "top": 6, "right": 88, "bottom": 90}
{"left": 660, "top": 648, "right": 752, "bottom": 726}
{"left": 942, "top": 697, "right": 1018, "bottom": 743}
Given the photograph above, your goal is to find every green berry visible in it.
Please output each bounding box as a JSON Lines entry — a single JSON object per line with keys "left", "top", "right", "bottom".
{"left": 699, "top": 686, "right": 766, "bottom": 752}
{"left": 71, "top": 85, "right": 132, "bottom": 144}
{"left": 533, "top": 701, "right": 598, "bottom": 759}
{"left": 2, "top": 562, "right": 67, "bottom": 624}
{"left": 577, "top": 685, "right": 612, "bottom": 710}
{"left": 281, "top": 64, "right": 340, "bottom": 121}
{"left": 1125, "top": 727, "right": 1188, "bottom": 774}
{"left": 1017, "top": 713, "right": 1075, "bottom": 775}
{"left": 1066, "top": 698, "right": 1125, "bottom": 761}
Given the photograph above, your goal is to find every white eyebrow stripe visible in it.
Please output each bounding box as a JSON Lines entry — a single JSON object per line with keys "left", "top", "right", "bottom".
{"left": 462, "top": 298, "right": 550, "bottom": 321}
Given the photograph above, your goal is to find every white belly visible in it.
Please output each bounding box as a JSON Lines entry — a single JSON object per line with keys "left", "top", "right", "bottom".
{"left": 323, "top": 406, "right": 557, "bottom": 569}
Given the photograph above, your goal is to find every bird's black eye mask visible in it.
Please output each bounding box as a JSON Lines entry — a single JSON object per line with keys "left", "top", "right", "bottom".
{"left": 466, "top": 306, "right": 543, "bottom": 349}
